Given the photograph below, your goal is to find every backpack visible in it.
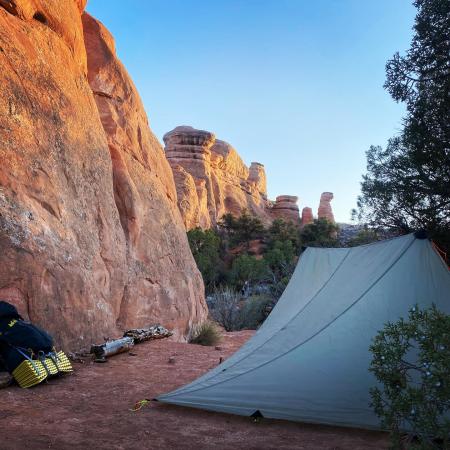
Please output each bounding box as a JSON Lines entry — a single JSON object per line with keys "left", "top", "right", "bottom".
{"left": 0, "top": 301, "right": 54, "bottom": 372}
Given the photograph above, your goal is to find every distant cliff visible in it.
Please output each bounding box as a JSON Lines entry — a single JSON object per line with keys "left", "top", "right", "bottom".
{"left": 164, "top": 126, "right": 335, "bottom": 229}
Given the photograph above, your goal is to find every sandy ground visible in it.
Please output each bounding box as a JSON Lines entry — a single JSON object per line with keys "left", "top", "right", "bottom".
{"left": 0, "top": 331, "right": 388, "bottom": 450}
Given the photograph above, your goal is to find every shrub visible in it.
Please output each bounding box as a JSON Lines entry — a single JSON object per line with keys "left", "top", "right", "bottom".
{"left": 219, "top": 210, "right": 265, "bottom": 250}
{"left": 189, "top": 321, "right": 222, "bottom": 346}
{"left": 265, "top": 240, "right": 296, "bottom": 286}
{"left": 187, "top": 228, "right": 223, "bottom": 293}
{"left": 238, "top": 295, "right": 275, "bottom": 330}
{"left": 300, "top": 218, "right": 339, "bottom": 248}
{"left": 346, "top": 228, "right": 379, "bottom": 247}
{"left": 267, "top": 219, "right": 301, "bottom": 253}
{"left": 270, "top": 276, "right": 291, "bottom": 298}
{"left": 209, "top": 288, "right": 242, "bottom": 332}
{"left": 369, "top": 305, "right": 450, "bottom": 449}
{"left": 228, "top": 254, "right": 268, "bottom": 290}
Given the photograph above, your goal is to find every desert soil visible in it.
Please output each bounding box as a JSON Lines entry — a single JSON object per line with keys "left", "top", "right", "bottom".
{"left": 0, "top": 330, "right": 388, "bottom": 449}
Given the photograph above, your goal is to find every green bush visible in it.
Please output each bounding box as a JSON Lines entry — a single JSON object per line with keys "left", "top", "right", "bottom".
{"left": 369, "top": 305, "right": 450, "bottom": 449}
{"left": 187, "top": 228, "right": 223, "bottom": 293}
{"left": 219, "top": 210, "right": 265, "bottom": 249}
{"left": 264, "top": 240, "right": 296, "bottom": 285}
{"left": 187, "top": 214, "right": 302, "bottom": 301}
{"left": 238, "top": 295, "right": 275, "bottom": 330}
{"left": 228, "top": 254, "right": 268, "bottom": 290}
{"left": 270, "top": 276, "right": 291, "bottom": 298}
{"left": 208, "top": 289, "right": 276, "bottom": 332}
{"left": 347, "top": 228, "right": 379, "bottom": 247}
{"left": 267, "top": 219, "right": 301, "bottom": 253}
{"left": 300, "top": 218, "right": 339, "bottom": 248}
{"left": 189, "top": 321, "right": 222, "bottom": 346}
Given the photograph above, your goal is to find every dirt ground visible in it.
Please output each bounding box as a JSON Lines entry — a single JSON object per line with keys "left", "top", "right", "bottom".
{"left": 0, "top": 330, "right": 389, "bottom": 450}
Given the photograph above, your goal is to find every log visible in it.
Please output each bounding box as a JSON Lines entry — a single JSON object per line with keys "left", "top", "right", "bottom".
{"left": 90, "top": 325, "right": 172, "bottom": 362}
{"left": 90, "top": 336, "right": 134, "bottom": 361}
{"left": 123, "top": 325, "right": 172, "bottom": 343}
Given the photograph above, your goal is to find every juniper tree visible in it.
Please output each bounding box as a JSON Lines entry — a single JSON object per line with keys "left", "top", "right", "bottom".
{"left": 370, "top": 305, "right": 450, "bottom": 449}
{"left": 356, "top": 0, "right": 450, "bottom": 253}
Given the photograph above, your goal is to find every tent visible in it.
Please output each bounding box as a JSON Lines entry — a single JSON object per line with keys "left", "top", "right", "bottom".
{"left": 158, "top": 233, "right": 450, "bottom": 429}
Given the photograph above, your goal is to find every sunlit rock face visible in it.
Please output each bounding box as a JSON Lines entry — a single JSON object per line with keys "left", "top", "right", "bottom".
{"left": 271, "top": 196, "right": 300, "bottom": 224}
{"left": 318, "top": 192, "right": 335, "bottom": 223}
{"left": 82, "top": 14, "right": 207, "bottom": 341}
{"left": 248, "top": 162, "right": 267, "bottom": 198}
{"left": 164, "top": 126, "right": 273, "bottom": 229}
{"left": 170, "top": 164, "right": 210, "bottom": 230}
{"left": 0, "top": 2, "right": 206, "bottom": 349}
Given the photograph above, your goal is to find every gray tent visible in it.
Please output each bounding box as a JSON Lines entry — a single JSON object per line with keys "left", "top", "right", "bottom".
{"left": 158, "top": 233, "right": 450, "bottom": 429}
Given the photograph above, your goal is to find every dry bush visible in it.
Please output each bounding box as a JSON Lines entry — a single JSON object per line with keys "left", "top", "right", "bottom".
{"left": 189, "top": 321, "right": 222, "bottom": 346}
{"left": 209, "top": 288, "right": 242, "bottom": 332}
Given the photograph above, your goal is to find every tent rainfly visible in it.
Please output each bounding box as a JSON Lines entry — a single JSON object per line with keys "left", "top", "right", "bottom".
{"left": 158, "top": 233, "right": 450, "bottom": 429}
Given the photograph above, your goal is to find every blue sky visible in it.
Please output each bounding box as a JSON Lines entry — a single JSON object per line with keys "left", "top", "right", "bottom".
{"left": 86, "top": 0, "right": 416, "bottom": 222}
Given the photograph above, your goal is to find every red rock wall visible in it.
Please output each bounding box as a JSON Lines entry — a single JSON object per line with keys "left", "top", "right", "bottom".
{"left": 0, "top": 2, "right": 206, "bottom": 349}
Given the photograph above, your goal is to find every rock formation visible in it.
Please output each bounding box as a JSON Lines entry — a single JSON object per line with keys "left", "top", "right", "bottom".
{"left": 163, "top": 127, "right": 338, "bottom": 229}
{"left": 0, "top": 2, "right": 206, "bottom": 349}
{"left": 164, "top": 126, "right": 273, "bottom": 228}
{"left": 162, "top": 126, "right": 340, "bottom": 229}
{"left": 248, "top": 162, "right": 267, "bottom": 197}
{"left": 271, "top": 196, "right": 300, "bottom": 224}
{"left": 318, "top": 192, "right": 335, "bottom": 223}
{"left": 162, "top": 127, "right": 338, "bottom": 232}
{"left": 170, "top": 165, "right": 210, "bottom": 230}
{"left": 301, "top": 207, "right": 314, "bottom": 227}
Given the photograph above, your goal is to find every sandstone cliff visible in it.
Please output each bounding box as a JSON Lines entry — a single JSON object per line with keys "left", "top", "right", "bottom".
{"left": 0, "top": 1, "right": 206, "bottom": 349}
